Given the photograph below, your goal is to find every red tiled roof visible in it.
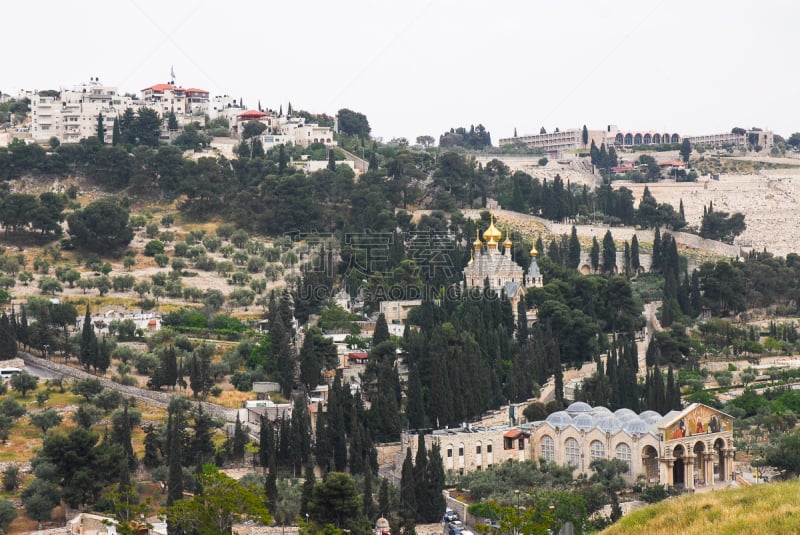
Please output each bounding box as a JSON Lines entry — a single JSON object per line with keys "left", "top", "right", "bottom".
{"left": 142, "top": 83, "right": 175, "bottom": 92}
{"left": 611, "top": 166, "right": 635, "bottom": 172}
{"left": 238, "top": 110, "right": 268, "bottom": 118}
{"left": 184, "top": 88, "right": 209, "bottom": 94}
{"left": 503, "top": 429, "right": 523, "bottom": 439}
{"left": 658, "top": 160, "right": 685, "bottom": 166}
{"left": 348, "top": 352, "right": 368, "bottom": 360}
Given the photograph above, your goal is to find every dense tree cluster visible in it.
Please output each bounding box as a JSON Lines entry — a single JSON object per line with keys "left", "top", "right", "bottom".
{"left": 439, "top": 124, "right": 492, "bottom": 150}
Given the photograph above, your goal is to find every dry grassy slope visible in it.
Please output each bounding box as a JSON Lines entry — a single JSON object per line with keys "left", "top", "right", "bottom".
{"left": 601, "top": 481, "right": 800, "bottom": 535}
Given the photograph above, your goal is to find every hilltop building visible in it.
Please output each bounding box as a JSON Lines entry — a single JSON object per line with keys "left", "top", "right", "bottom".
{"left": 30, "top": 78, "right": 136, "bottom": 143}
{"left": 403, "top": 402, "right": 735, "bottom": 489}
{"left": 499, "top": 125, "right": 773, "bottom": 156}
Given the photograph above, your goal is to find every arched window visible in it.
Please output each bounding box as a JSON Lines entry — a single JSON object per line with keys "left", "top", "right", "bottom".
{"left": 565, "top": 438, "right": 580, "bottom": 467}
{"left": 590, "top": 440, "right": 605, "bottom": 461}
{"left": 634, "top": 133, "right": 643, "bottom": 145}
{"left": 540, "top": 435, "right": 555, "bottom": 461}
{"left": 615, "top": 133, "right": 624, "bottom": 145}
{"left": 616, "top": 443, "right": 632, "bottom": 474}
{"left": 624, "top": 133, "right": 633, "bottom": 145}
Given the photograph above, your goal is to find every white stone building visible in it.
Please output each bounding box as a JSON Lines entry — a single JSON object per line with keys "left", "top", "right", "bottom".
{"left": 404, "top": 402, "right": 735, "bottom": 489}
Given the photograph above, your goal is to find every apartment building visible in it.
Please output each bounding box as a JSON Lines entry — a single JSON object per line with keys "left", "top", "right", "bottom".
{"left": 30, "top": 79, "right": 135, "bottom": 143}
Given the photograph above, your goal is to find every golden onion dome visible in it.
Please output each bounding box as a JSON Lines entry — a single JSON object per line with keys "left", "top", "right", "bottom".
{"left": 503, "top": 227, "right": 513, "bottom": 249}
{"left": 482, "top": 213, "right": 502, "bottom": 243}
{"left": 473, "top": 229, "right": 483, "bottom": 250}
{"left": 467, "top": 248, "right": 474, "bottom": 265}
{"left": 530, "top": 241, "right": 539, "bottom": 257}
{"left": 487, "top": 236, "right": 498, "bottom": 249}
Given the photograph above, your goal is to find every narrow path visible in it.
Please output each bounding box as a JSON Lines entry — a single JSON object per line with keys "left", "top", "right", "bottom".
{"left": 17, "top": 350, "right": 236, "bottom": 421}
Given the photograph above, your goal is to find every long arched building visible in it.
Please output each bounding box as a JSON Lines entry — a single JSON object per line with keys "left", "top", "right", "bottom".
{"left": 401, "top": 402, "right": 734, "bottom": 490}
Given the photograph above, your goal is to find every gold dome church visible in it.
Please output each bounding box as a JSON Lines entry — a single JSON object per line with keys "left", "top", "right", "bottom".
{"left": 463, "top": 214, "right": 543, "bottom": 312}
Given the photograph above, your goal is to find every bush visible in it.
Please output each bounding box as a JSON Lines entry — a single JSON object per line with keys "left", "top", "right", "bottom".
{"left": 144, "top": 240, "right": 165, "bottom": 257}
{"left": 230, "top": 371, "right": 253, "bottom": 392}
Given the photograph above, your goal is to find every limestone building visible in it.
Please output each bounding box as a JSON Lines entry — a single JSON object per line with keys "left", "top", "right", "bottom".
{"left": 403, "top": 402, "right": 734, "bottom": 490}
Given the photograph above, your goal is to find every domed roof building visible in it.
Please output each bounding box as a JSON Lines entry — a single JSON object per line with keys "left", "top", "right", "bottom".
{"left": 403, "top": 402, "right": 735, "bottom": 493}
{"left": 463, "top": 213, "right": 543, "bottom": 321}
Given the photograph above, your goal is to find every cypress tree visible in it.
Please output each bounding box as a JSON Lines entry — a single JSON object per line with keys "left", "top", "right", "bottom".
{"left": 265, "top": 455, "right": 278, "bottom": 513}
{"left": 363, "top": 464, "right": 376, "bottom": 522}
{"left": 413, "top": 435, "right": 428, "bottom": 522}
{"left": 602, "top": 230, "right": 616, "bottom": 274}
{"left": 631, "top": 235, "right": 640, "bottom": 271}
{"left": 0, "top": 313, "right": 16, "bottom": 360}
{"left": 652, "top": 227, "right": 662, "bottom": 272}
{"left": 233, "top": 412, "right": 247, "bottom": 462}
{"left": 582, "top": 124, "right": 589, "bottom": 146}
{"left": 300, "top": 461, "right": 315, "bottom": 517}
{"left": 379, "top": 478, "right": 390, "bottom": 518}
{"left": 516, "top": 296, "right": 528, "bottom": 342}
{"left": 405, "top": 365, "right": 427, "bottom": 430}
{"left": 97, "top": 112, "right": 105, "bottom": 143}
{"left": 568, "top": 225, "right": 581, "bottom": 269}
{"left": 96, "top": 336, "right": 111, "bottom": 374}
{"left": 112, "top": 117, "right": 121, "bottom": 146}
{"left": 373, "top": 313, "right": 390, "bottom": 346}
{"left": 425, "top": 443, "right": 446, "bottom": 522}
{"left": 327, "top": 149, "right": 336, "bottom": 171}
{"left": 80, "top": 305, "right": 96, "bottom": 370}
{"left": 399, "top": 448, "right": 416, "bottom": 535}
{"left": 590, "top": 237, "right": 600, "bottom": 273}
{"left": 166, "top": 412, "right": 183, "bottom": 505}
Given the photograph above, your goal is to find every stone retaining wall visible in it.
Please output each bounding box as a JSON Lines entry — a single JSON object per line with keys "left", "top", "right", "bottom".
{"left": 18, "top": 351, "right": 235, "bottom": 421}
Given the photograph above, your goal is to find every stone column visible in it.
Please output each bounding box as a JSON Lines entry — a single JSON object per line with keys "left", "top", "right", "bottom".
{"left": 686, "top": 455, "right": 695, "bottom": 490}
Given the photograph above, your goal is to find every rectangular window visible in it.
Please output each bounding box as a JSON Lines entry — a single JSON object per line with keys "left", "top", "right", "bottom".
{"left": 487, "top": 444, "right": 493, "bottom": 453}
{"left": 476, "top": 445, "right": 481, "bottom": 454}
{"left": 504, "top": 438, "right": 513, "bottom": 450}
{"left": 447, "top": 449, "right": 452, "bottom": 458}
{"left": 458, "top": 447, "right": 464, "bottom": 457}
{"left": 518, "top": 439, "right": 525, "bottom": 450}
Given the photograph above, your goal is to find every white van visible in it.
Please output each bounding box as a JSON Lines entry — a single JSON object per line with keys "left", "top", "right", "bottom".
{"left": 0, "top": 368, "right": 21, "bottom": 379}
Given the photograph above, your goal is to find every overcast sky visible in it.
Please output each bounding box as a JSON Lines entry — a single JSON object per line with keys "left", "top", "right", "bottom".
{"left": 5, "top": 0, "right": 799, "bottom": 143}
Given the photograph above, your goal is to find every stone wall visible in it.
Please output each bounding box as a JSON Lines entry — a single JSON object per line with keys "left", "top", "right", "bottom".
{"left": 18, "top": 351, "right": 234, "bottom": 421}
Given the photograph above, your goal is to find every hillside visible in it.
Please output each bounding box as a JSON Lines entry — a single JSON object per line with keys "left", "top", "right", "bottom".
{"left": 601, "top": 481, "right": 800, "bottom": 535}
